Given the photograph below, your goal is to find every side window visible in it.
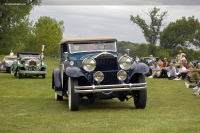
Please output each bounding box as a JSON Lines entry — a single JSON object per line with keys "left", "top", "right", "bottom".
{"left": 62, "top": 43, "right": 68, "bottom": 53}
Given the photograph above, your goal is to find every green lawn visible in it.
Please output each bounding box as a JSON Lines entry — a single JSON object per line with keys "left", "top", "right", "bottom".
{"left": 0, "top": 55, "right": 200, "bottom": 133}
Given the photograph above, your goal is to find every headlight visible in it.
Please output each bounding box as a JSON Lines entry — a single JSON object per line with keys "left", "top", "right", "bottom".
{"left": 82, "top": 58, "right": 96, "bottom": 72}
{"left": 70, "top": 61, "right": 74, "bottom": 66}
{"left": 94, "top": 71, "right": 104, "bottom": 83}
{"left": 117, "top": 70, "right": 127, "bottom": 81}
{"left": 25, "top": 60, "right": 29, "bottom": 67}
{"left": 118, "top": 55, "right": 133, "bottom": 70}
{"left": 36, "top": 60, "right": 41, "bottom": 67}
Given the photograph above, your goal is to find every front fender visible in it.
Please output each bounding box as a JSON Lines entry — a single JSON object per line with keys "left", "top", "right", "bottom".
{"left": 41, "top": 64, "right": 47, "bottom": 69}
{"left": 130, "top": 62, "right": 149, "bottom": 74}
{"left": 17, "top": 63, "right": 23, "bottom": 67}
{"left": 65, "top": 66, "right": 85, "bottom": 77}
{"left": 126, "top": 63, "right": 148, "bottom": 83}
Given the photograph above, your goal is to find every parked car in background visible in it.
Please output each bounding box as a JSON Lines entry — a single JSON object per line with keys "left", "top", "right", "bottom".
{"left": 140, "top": 56, "right": 159, "bottom": 65}
{"left": 52, "top": 37, "right": 149, "bottom": 111}
{"left": 170, "top": 59, "right": 177, "bottom": 64}
{"left": 192, "top": 57, "right": 200, "bottom": 68}
{"left": 11, "top": 52, "right": 47, "bottom": 79}
{"left": 0, "top": 55, "right": 17, "bottom": 73}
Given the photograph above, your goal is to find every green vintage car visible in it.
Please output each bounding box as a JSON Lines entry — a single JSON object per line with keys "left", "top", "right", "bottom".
{"left": 11, "top": 52, "right": 47, "bottom": 79}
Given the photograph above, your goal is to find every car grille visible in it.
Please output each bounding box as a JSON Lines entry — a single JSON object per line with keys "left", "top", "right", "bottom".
{"left": 94, "top": 56, "right": 119, "bottom": 85}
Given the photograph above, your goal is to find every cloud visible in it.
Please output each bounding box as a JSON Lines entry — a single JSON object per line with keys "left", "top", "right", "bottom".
{"left": 29, "top": 5, "right": 200, "bottom": 43}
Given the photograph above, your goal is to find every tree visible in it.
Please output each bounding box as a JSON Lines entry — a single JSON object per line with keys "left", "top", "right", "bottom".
{"left": 30, "top": 16, "right": 65, "bottom": 56}
{"left": 160, "top": 16, "right": 200, "bottom": 49}
{"left": 0, "top": 0, "right": 41, "bottom": 54}
{"left": 130, "top": 7, "right": 168, "bottom": 45}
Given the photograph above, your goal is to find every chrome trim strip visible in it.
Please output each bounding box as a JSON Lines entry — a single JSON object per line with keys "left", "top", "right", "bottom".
{"left": 74, "top": 83, "right": 146, "bottom": 93}
{"left": 19, "top": 70, "right": 46, "bottom": 74}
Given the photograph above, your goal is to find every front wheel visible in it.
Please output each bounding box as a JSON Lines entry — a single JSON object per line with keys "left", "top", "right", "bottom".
{"left": 10, "top": 66, "right": 14, "bottom": 75}
{"left": 67, "top": 77, "right": 79, "bottom": 111}
{"left": 133, "top": 89, "right": 147, "bottom": 109}
{"left": 18, "top": 68, "right": 22, "bottom": 79}
{"left": 131, "top": 74, "right": 147, "bottom": 109}
{"left": 6, "top": 67, "right": 11, "bottom": 73}
{"left": 41, "top": 69, "right": 46, "bottom": 78}
{"left": 42, "top": 74, "right": 46, "bottom": 78}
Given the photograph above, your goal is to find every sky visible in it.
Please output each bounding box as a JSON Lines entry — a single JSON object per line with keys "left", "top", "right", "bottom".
{"left": 29, "top": 1, "right": 200, "bottom": 44}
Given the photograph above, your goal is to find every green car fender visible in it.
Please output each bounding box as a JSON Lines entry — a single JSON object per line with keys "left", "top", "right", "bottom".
{"left": 17, "top": 63, "right": 23, "bottom": 68}
{"left": 41, "top": 64, "right": 47, "bottom": 69}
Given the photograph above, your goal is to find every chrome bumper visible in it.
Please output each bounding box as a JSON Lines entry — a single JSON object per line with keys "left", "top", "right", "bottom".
{"left": 19, "top": 70, "right": 46, "bottom": 74}
{"left": 74, "top": 83, "right": 146, "bottom": 93}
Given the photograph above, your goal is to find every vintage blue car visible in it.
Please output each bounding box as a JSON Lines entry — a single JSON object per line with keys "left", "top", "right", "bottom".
{"left": 52, "top": 37, "right": 149, "bottom": 111}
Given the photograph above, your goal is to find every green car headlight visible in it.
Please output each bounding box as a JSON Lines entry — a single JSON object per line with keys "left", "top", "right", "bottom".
{"left": 118, "top": 55, "right": 133, "bottom": 70}
{"left": 25, "top": 60, "right": 29, "bottom": 67}
{"left": 117, "top": 70, "right": 127, "bottom": 81}
{"left": 94, "top": 71, "right": 104, "bottom": 83}
{"left": 82, "top": 58, "right": 96, "bottom": 72}
{"left": 36, "top": 60, "right": 41, "bottom": 67}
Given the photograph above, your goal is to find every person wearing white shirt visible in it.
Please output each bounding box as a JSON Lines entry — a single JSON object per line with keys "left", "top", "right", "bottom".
{"left": 173, "top": 63, "right": 187, "bottom": 80}
{"left": 164, "top": 63, "right": 177, "bottom": 79}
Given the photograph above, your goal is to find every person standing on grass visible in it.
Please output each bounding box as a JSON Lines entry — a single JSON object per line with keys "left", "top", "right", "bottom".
{"left": 176, "top": 50, "right": 186, "bottom": 64}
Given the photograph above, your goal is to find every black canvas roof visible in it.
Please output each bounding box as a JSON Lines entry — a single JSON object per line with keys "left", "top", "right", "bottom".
{"left": 17, "top": 52, "right": 40, "bottom": 57}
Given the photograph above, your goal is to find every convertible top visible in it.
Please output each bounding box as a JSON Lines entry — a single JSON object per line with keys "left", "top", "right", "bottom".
{"left": 59, "top": 37, "right": 117, "bottom": 44}
{"left": 5, "top": 55, "right": 17, "bottom": 58}
{"left": 17, "top": 52, "right": 40, "bottom": 57}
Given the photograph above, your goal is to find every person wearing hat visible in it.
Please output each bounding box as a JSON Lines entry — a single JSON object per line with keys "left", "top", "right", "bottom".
{"left": 176, "top": 50, "right": 186, "bottom": 64}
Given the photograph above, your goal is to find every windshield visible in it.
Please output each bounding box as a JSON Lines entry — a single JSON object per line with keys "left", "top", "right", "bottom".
{"left": 4, "top": 57, "right": 16, "bottom": 61}
{"left": 69, "top": 42, "right": 117, "bottom": 53}
{"left": 19, "top": 54, "right": 40, "bottom": 59}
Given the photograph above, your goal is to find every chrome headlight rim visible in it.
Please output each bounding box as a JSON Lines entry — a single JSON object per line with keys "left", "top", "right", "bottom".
{"left": 36, "top": 60, "right": 41, "bottom": 67}
{"left": 93, "top": 71, "right": 104, "bottom": 83}
{"left": 118, "top": 55, "right": 133, "bottom": 70}
{"left": 82, "top": 57, "right": 96, "bottom": 72}
{"left": 117, "top": 70, "right": 127, "bottom": 81}
{"left": 24, "top": 60, "right": 29, "bottom": 67}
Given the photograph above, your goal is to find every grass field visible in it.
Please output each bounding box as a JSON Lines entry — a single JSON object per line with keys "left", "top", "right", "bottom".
{"left": 0, "top": 55, "right": 200, "bottom": 133}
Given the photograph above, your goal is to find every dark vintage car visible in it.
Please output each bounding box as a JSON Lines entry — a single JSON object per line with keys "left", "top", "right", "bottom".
{"left": 0, "top": 55, "right": 17, "bottom": 73}
{"left": 11, "top": 52, "right": 47, "bottom": 79}
{"left": 52, "top": 37, "right": 149, "bottom": 111}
